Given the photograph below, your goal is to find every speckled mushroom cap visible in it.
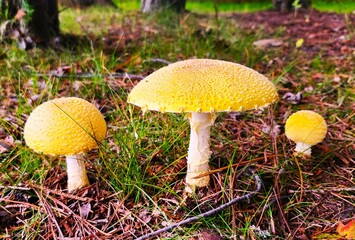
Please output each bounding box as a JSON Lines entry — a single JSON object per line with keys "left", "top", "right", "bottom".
{"left": 285, "top": 110, "right": 327, "bottom": 146}
{"left": 127, "top": 59, "right": 279, "bottom": 113}
{"left": 24, "top": 97, "right": 107, "bottom": 156}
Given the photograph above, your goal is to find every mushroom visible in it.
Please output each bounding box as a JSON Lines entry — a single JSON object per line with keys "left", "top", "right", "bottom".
{"left": 24, "top": 97, "right": 107, "bottom": 192}
{"left": 285, "top": 110, "right": 327, "bottom": 157}
{"left": 127, "top": 59, "right": 278, "bottom": 192}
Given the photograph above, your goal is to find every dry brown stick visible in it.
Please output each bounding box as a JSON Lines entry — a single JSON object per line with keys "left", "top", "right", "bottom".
{"left": 272, "top": 187, "right": 291, "bottom": 234}
{"left": 192, "top": 154, "right": 283, "bottom": 179}
{"left": 230, "top": 169, "right": 237, "bottom": 240}
{"left": 32, "top": 71, "right": 145, "bottom": 80}
{"left": 268, "top": 107, "right": 291, "bottom": 235}
{"left": 34, "top": 189, "right": 64, "bottom": 239}
{"left": 272, "top": 132, "right": 291, "bottom": 234}
{"left": 0, "top": 185, "right": 32, "bottom": 191}
{"left": 135, "top": 168, "right": 262, "bottom": 240}
{"left": 0, "top": 198, "right": 41, "bottom": 211}
{"left": 291, "top": 200, "right": 322, "bottom": 239}
{"left": 1, "top": 197, "right": 67, "bottom": 218}
{"left": 288, "top": 187, "right": 355, "bottom": 193}
{"left": 101, "top": 194, "right": 129, "bottom": 232}
{"left": 28, "top": 182, "right": 94, "bottom": 202}
{"left": 1, "top": 183, "right": 94, "bottom": 202}
{"left": 43, "top": 193, "right": 111, "bottom": 237}
{"left": 294, "top": 156, "right": 304, "bottom": 202}
{"left": 330, "top": 192, "right": 355, "bottom": 207}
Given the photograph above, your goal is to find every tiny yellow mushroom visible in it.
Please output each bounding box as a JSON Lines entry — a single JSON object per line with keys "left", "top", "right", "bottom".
{"left": 285, "top": 110, "right": 327, "bottom": 157}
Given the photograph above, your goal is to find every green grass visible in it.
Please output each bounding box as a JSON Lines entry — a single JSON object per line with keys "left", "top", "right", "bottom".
{"left": 112, "top": 0, "right": 355, "bottom": 13}
{"left": 59, "top": 5, "right": 122, "bottom": 35}
{"left": 112, "top": 0, "right": 140, "bottom": 10}
{"left": 1, "top": 2, "right": 354, "bottom": 239}
{"left": 186, "top": 1, "right": 273, "bottom": 13}
{"left": 313, "top": 0, "right": 355, "bottom": 13}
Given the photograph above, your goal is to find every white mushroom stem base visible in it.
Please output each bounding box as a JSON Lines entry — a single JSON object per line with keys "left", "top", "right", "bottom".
{"left": 185, "top": 112, "right": 216, "bottom": 193}
{"left": 294, "top": 142, "right": 312, "bottom": 157}
{"left": 66, "top": 154, "right": 90, "bottom": 192}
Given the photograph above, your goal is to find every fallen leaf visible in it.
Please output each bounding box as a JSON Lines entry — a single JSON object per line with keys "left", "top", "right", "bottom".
{"left": 199, "top": 229, "right": 223, "bottom": 240}
{"left": 311, "top": 73, "right": 323, "bottom": 80}
{"left": 253, "top": 38, "right": 283, "bottom": 49}
{"left": 296, "top": 38, "right": 304, "bottom": 48}
{"left": 0, "top": 135, "right": 15, "bottom": 153}
{"left": 79, "top": 202, "right": 91, "bottom": 219}
{"left": 311, "top": 233, "right": 339, "bottom": 239}
{"left": 260, "top": 119, "right": 280, "bottom": 137}
{"left": 336, "top": 219, "right": 355, "bottom": 238}
{"left": 138, "top": 209, "right": 152, "bottom": 224}
{"left": 73, "top": 81, "right": 84, "bottom": 91}
{"left": 282, "top": 92, "right": 303, "bottom": 104}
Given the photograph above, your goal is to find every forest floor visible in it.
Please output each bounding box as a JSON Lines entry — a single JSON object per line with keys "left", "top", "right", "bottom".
{"left": 1, "top": 7, "right": 354, "bottom": 240}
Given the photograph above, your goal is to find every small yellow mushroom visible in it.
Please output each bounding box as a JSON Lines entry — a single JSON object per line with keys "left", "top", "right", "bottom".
{"left": 24, "top": 97, "right": 107, "bottom": 192}
{"left": 285, "top": 110, "right": 327, "bottom": 157}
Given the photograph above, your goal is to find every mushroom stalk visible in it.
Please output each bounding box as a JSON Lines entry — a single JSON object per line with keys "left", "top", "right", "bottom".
{"left": 185, "top": 112, "right": 216, "bottom": 192}
{"left": 294, "top": 142, "right": 312, "bottom": 156}
{"left": 66, "top": 154, "right": 90, "bottom": 192}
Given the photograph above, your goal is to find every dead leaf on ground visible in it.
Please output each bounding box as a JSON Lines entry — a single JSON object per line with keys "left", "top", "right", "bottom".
{"left": 0, "top": 135, "right": 15, "bottom": 153}
{"left": 282, "top": 92, "right": 303, "bottom": 104}
{"left": 253, "top": 38, "right": 283, "bottom": 49}
{"left": 336, "top": 219, "right": 355, "bottom": 239}
{"left": 199, "top": 229, "right": 223, "bottom": 240}
{"left": 79, "top": 202, "right": 92, "bottom": 219}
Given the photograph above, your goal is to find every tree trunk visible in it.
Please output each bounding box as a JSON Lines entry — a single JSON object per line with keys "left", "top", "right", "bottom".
{"left": 0, "top": 0, "right": 22, "bottom": 20}
{"left": 141, "top": 0, "right": 186, "bottom": 13}
{"left": 28, "top": 0, "right": 60, "bottom": 44}
{"left": 272, "top": 0, "right": 311, "bottom": 12}
{"left": 0, "top": 0, "right": 60, "bottom": 46}
{"left": 58, "top": 0, "right": 115, "bottom": 8}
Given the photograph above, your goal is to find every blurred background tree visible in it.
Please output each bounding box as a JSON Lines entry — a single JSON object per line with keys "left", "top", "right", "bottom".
{"left": 140, "top": 0, "right": 186, "bottom": 13}
{"left": 272, "top": 0, "right": 311, "bottom": 11}
{"left": 1, "top": 0, "right": 59, "bottom": 46}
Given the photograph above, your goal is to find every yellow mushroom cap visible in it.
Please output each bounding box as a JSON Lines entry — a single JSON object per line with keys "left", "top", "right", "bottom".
{"left": 127, "top": 59, "right": 278, "bottom": 113}
{"left": 24, "top": 97, "right": 107, "bottom": 156}
{"left": 285, "top": 110, "right": 327, "bottom": 146}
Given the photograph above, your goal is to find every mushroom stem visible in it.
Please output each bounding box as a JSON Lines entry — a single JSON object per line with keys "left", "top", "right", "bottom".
{"left": 66, "top": 154, "right": 90, "bottom": 192}
{"left": 185, "top": 112, "right": 216, "bottom": 193}
{"left": 294, "top": 142, "right": 312, "bottom": 156}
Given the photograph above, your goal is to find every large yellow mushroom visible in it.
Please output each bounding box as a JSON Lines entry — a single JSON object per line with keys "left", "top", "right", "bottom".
{"left": 128, "top": 59, "right": 278, "bottom": 193}
{"left": 285, "top": 110, "right": 327, "bottom": 157}
{"left": 24, "top": 97, "right": 107, "bottom": 192}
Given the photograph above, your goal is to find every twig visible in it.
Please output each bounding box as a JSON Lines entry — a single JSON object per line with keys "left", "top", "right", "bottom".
{"left": 294, "top": 157, "right": 304, "bottom": 202}
{"left": 192, "top": 154, "right": 283, "bottom": 179}
{"left": 34, "top": 189, "right": 64, "bottom": 239}
{"left": 0, "top": 185, "right": 31, "bottom": 191}
{"left": 145, "top": 58, "right": 172, "bottom": 65}
{"left": 291, "top": 200, "right": 321, "bottom": 239}
{"left": 30, "top": 71, "right": 145, "bottom": 80}
{"left": 288, "top": 187, "right": 355, "bottom": 193}
{"left": 330, "top": 192, "right": 355, "bottom": 207}
{"left": 270, "top": 118, "right": 291, "bottom": 234}
{"left": 0, "top": 198, "right": 41, "bottom": 211}
{"left": 43, "top": 193, "right": 111, "bottom": 237}
{"left": 135, "top": 168, "right": 262, "bottom": 240}
{"left": 28, "top": 182, "right": 94, "bottom": 202}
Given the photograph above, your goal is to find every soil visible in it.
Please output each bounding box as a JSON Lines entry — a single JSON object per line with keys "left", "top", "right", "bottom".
{"left": 231, "top": 9, "right": 354, "bottom": 61}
